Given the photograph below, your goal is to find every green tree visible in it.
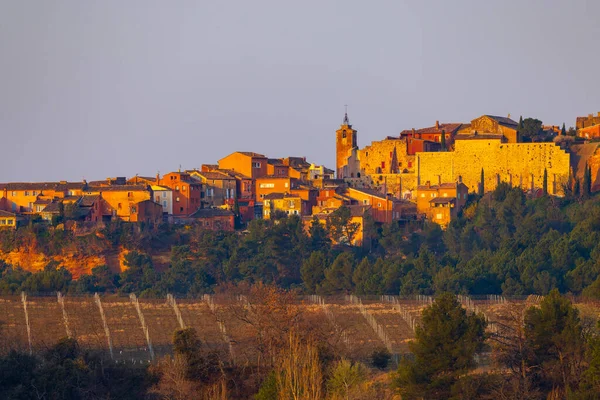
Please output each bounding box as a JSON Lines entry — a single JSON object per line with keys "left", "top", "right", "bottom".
{"left": 518, "top": 115, "right": 524, "bottom": 131}
{"left": 561, "top": 123, "right": 567, "bottom": 136}
{"left": 326, "top": 359, "right": 367, "bottom": 399}
{"left": 524, "top": 289, "right": 585, "bottom": 395}
{"left": 318, "top": 252, "right": 354, "bottom": 294}
{"left": 520, "top": 118, "right": 543, "bottom": 142}
{"left": 326, "top": 206, "right": 360, "bottom": 245}
{"left": 583, "top": 164, "right": 592, "bottom": 197}
{"left": 394, "top": 293, "right": 486, "bottom": 399}
{"left": 543, "top": 168, "right": 548, "bottom": 195}
{"left": 308, "top": 216, "right": 331, "bottom": 252}
{"left": 301, "top": 251, "right": 327, "bottom": 293}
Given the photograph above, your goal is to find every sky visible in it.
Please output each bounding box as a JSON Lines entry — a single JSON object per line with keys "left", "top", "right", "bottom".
{"left": 1, "top": 0, "right": 599, "bottom": 182}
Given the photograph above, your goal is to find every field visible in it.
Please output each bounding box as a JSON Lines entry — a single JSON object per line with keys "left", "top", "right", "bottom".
{"left": 1, "top": 294, "right": 598, "bottom": 366}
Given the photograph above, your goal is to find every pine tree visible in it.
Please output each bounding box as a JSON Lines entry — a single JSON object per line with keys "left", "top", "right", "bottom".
{"left": 301, "top": 251, "right": 327, "bottom": 293}
{"left": 561, "top": 123, "right": 567, "bottom": 136}
{"left": 394, "top": 293, "right": 486, "bottom": 399}
{"left": 543, "top": 168, "right": 548, "bottom": 195}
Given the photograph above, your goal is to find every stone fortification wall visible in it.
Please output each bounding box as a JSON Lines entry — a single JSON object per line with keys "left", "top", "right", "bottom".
{"left": 358, "top": 139, "right": 415, "bottom": 176}
{"left": 417, "top": 139, "right": 570, "bottom": 194}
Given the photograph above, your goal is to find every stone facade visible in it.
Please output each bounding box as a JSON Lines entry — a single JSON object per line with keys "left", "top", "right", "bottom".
{"left": 417, "top": 139, "right": 571, "bottom": 195}
{"left": 576, "top": 112, "right": 600, "bottom": 129}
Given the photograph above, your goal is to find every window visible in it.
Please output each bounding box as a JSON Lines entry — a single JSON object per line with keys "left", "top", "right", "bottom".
{"left": 162, "top": 192, "right": 167, "bottom": 198}
{"left": 284, "top": 182, "right": 289, "bottom": 188}
{"left": 24, "top": 191, "right": 29, "bottom": 196}
{"left": 163, "top": 201, "right": 167, "bottom": 207}
{"left": 0, "top": 219, "right": 5, "bottom": 225}
{"left": 377, "top": 202, "right": 381, "bottom": 207}
{"left": 436, "top": 213, "right": 443, "bottom": 220}
{"left": 252, "top": 162, "right": 261, "bottom": 168}
{"left": 259, "top": 183, "right": 275, "bottom": 188}
{"left": 182, "top": 186, "right": 186, "bottom": 191}
{"left": 443, "top": 193, "right": 448, "bottom": 197}
{"left": 11, "top": 191, "right": 16, "bottom": 197}
{"left": 32, "top": 191, "right": 37, "bottom": 196}
{"left": 180, "top": 207, "right": 184, "bottom": 212}
{"left": 118, "top": 203, "right": 122, "bottom": 210}
{"left": 420, "top": 193, "right": 425, "bottom": 198}
{"left": 131, "top": 206, "right": 137, "bottom": 214}
{"left": 363, "top": 199, "right": 368, "bottom": 205}
{"left": 293, "top": 210, "right": 298, "bottom": 215}
{"left": 7, "top": 219, "right": 13, "bottom": 225}
{"left": 176, "top": 186, "right": 179, "bottom": 190}
{"left": 342, "top": 131, "right": 347, "bottom": 138}
{"left": 127, "top": 192, "right": 133, "bottom": 198}
{"left": 176, "top": 197, "right": 180, "bottom": 202}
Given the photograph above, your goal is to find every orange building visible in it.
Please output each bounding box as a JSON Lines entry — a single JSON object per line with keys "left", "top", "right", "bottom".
{"left": 578, "top": 125, "right": 600, "bottom": 139}
{"left": 345, "top": 187, "right": 416, "bottom": 223}
{"left": 400, "top": 121, "right": 463, "bottom": 149}
{"left": 189, "top": 208, "right": 235, "bottom": 231}
{"left": 336, "top": 113, "right": 358, "bottom": 179}
{"left": 416, "top": 181, "right": 469, "bottom": 227}
{"left": 255, "top": 176, "right": 299, "bottom": 202}
{"left": 267, "top": 159, "right": 290, "bottom": 177}
{"left": 305, "top": 204, "right": 369, "bottom": 246}
{"left": 159, "top": 172, "right": 202, "bottom": 216}
{"left": 263, "top": 193, "right": 305, "bottom": 219}
{"left": 85, "top": 185, "right": 153, "bottom": 222}
{"left": 187, "top": 170, "right": 237, "bottom": 208}
{"left": 0, "top": 181, "right": 87, "bottom": 213}
{"left": 218, "top": 152, "right": 268, "bottom": 179}
{"left": 130, "top": 200, "right": 164, "bottom": 224}
{"left": 0, "top": 210, "right": 18, "bottom": 229}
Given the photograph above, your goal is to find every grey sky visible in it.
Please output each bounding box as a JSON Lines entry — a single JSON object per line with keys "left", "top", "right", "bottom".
{"left": 1, "top": 0, "right": 598, "bottom": 182}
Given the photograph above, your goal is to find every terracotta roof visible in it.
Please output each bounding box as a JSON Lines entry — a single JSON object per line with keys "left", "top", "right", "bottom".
{"left": 263, "top": 193, "right": 285, "bottom": 200}
{"left": 78, "top": 195, "right": 99, "bottom": 207}
{"left": 189, "top": 208, "right": 235, "bottom": 218}
{"left": 485, "top": 115, "right": 518, "bottom": 126}
{"left": 346, "top": 187, "right": 387, "bottom": 199}
{"left": 400, "top": 123, "right": 464, "bottom": 136}
{"left": 0, "top": 210, "right": 16, "bottom": 218}
{"left": 238, "top": 152, "right": 266, "bottom": 158}
{"left": 193, "top": 171, "right": 235, "bottom": 180}
{"left": 257, "top": 175, "right": 294, "bottom": 180}
{"left": 0, "top": 182, "right": 66, "bottom": 191}
{"left": 218, "top": 169, "right": 251, "bottom": 179}
{"left": 86, "top": 185, "right": 150, "bottom": 192}
{"left": 33, "top": 199, "right": 52, "bottom": 205}
{"left": 42, "top": 202, "right": 62, "bottom": 213}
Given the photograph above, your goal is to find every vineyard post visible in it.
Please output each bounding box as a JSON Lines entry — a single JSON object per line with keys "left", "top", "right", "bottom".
{"left": 166, "top": 294, "right": 185, "bottom": 329}
{"left": 57, "top": 292, "right": 72, "bottom": 338}
{"left": 94, "top": 293, "right": 114, "bottom": 360}
{"left": 21, "top": 292, "right": 32, "bottom": 355}
{"left": 130, "top": 293, "right": 155, "bottom": 361}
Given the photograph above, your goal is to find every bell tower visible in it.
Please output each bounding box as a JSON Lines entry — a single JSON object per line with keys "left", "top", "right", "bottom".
{"left": 336, "top": 111, "right": 358, "bottom": 179}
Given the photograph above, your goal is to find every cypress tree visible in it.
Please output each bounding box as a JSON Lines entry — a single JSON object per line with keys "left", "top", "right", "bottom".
{"left": 479, "top": 168, "right": 485, "bottom": 195}
{"left": 440, "top": 129, "right": 446, "bottom": 151}
{"left": 584, "top": 164, "right": 592, "bottom": 197}
{"left": 543, "top": 168, "right": 548, "bottom": 195}
{"left": 518, "top": 115, "right": 524, "bottom": 131}
{"left": 561, "top": 123, "right": 567, "bottom": 136}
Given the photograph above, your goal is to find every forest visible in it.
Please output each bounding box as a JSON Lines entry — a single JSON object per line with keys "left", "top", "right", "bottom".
{"left": 0, "top": 183, "right": 600, "bottom": 299}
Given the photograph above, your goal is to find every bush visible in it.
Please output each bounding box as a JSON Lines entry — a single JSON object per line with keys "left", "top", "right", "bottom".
{"left": 370, "top": 347, "right": 391, "bottom": 370}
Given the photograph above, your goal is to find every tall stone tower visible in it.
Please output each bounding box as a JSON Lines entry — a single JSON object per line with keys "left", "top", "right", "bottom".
{"left": 336, "top": 112, "right": 358, "bottom": 179}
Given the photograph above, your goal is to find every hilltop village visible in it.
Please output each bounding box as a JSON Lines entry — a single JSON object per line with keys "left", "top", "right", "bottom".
{"left": 2, "top": 111, "right": 600, "bottom": 244}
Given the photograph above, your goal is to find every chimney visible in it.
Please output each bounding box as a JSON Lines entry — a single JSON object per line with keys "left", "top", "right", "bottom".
{"left": 412, "top": 128, "right": 415, "bottom": 135}
{"left": 435, "top": 120, "right": 439, "bottom": 130}
{"left": 458, "top": 175, "right": 462, "bottom": 184}
{"left": 156, "top": 173, "right": 160, "bottom": 184}
{"left": 507, "top": 113, "right": 511, "bottom": 119}
{"left": 107, "top": 178, "right": 112, "bottom": 186}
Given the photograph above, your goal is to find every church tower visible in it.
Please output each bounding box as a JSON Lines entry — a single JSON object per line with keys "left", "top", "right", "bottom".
{"left": 336, "top": 112, "right": 358, "bottom": 179}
